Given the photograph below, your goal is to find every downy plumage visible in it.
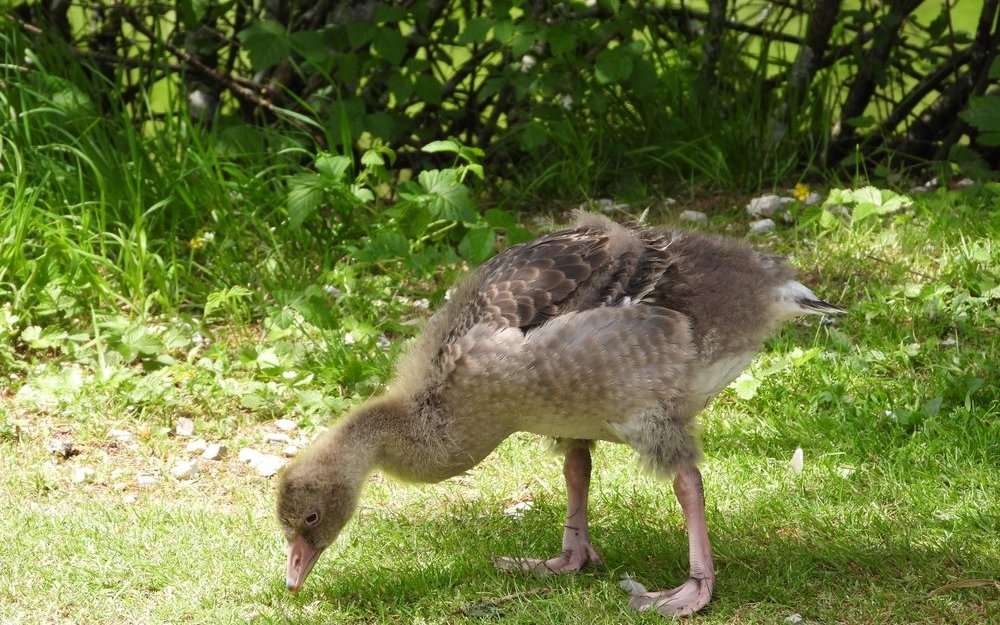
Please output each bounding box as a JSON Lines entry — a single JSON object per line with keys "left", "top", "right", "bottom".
{"left": 276, "top": 213, "right": 844, "bottom": 617}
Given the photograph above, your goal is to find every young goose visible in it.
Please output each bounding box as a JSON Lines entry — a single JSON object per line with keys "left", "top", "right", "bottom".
{"left": 277, "top": 212, "right": 844, "bottom": 617}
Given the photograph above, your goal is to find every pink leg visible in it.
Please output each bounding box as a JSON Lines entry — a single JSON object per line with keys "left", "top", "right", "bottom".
{"left": 628, "top": 466, "right": 715, "bottom": 617}
{"left": 495, "top": 445, "right": 603, "bottom": 574}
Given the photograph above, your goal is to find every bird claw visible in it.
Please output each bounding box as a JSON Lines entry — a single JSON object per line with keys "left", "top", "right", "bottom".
{"left": 493, "top": 545, "right": 603, "bottom": 575}
{"left": 627, "top": 576, "right": 714, "bottom": 617}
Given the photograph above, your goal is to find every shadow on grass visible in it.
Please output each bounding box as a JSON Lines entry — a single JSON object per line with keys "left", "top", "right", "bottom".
{"left": 253, "top": 486, "right": 999, "bottom": 624}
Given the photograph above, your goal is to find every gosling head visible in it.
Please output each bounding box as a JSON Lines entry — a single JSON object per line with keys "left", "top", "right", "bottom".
{"left": 276, "top": 458, "right": 362, "bottom": 591}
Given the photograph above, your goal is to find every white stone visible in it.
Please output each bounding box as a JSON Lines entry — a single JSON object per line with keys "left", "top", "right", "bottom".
{"left": 804, "top": 192, "right": 821, "bottom": 206}
{"left": 174, "top": 417, "right": 195, "bottom": 437}
{"left": 790, "top": 447, "right": 804, "bottom": 474}
{"left": 136, "top": 474, "right": 157, "bottom": 487}
{"left": 750, "top": 218, "right": 776, "bottom": 234}
{"left": 72, "top": 467, "right": 95, "bottom": 483}
{"left": 264, "top": 432, "right": 292, "bottom": 445}
{"left": 679, "top": 210, "right": 708, "bottom": 223}
{"left": 185, "top": 439, "right": 208, "bottom": 453}
{"left": 503, "top": 501, "right": 533, "bottom": 520}
{"left": 282, "top": 444, "right": 299, "bottom": 458}
{"left": 123, "top": 493, "right": 138, "bottom": 505}
{"left": 170, "top": 460, "right": 199, "bottom": 480}
{"left": 46, "top": 439, "right": 74, "bottom": 458}
{"left": 254, "top": 455, "right": 286, "bottom": 477}
{"left": 274, "top": 418, "right": 297, "bottom": 432}
{"left": 785, "top": 614, "right": 804, "bottom": 624}
{"left": 238, "top": 448, "right": 263, "bottom": 465}
{"left": 746, "top": 194, "right": 784, "bottom": 217}
{"left": 109, "top": 428, "right": 134, "bottom": 442}
{"left": 201, "top": 443, "right": 226, "bottom": 460}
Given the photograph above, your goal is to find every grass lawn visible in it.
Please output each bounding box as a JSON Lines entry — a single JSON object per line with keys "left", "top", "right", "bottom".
{"left": 1, "top": 188, "right": 998, "bottom": 624}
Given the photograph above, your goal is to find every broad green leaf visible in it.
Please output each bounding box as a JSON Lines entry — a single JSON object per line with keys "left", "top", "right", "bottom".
{"left": 237, "top": 21, "right": 290, "bottom": 70}
{"left": 373, "top": 28, "right": 407, "bottom": 66}
{"left": 595, "top": 47, "right": 634, "bottom": 84}
{"left": 286, "top": 175, "right": 325, "bottom": 229}
{"left": 494, "top": 19, "right": 514, "bottom": 43}
{"left": 414, "top": 74, "right": 442, "bottom": 104}
{"left": 851, "top": 202, "right": 877, "bottom": 224}
{"left": 732, "top": 372, "right": 761, "bottom": 400}
{"left": 546, "top": 25, "right": 577, "bottom": 55}
{"left": 361, "top": 150, "right": 385, "bottom": 167}
{"left": 417, "top": 169, "right": 477, "bottom": 222}
{"left": 458, "top": 17, "right": 492, "bottom": 44}
{"left": 960, "top": 96, "right": 1000, "bottom": 133}
{"left": 819, "top": 208, "right": 839, "bottom": 229}
{"left": 315, "top": 154, "right": 352, "bottom": 180}
{"left": 458, "top": 227, "right": 496, "bottom": 263}
{"left": 386, "top": 72, "right": 413, "bottom": 102}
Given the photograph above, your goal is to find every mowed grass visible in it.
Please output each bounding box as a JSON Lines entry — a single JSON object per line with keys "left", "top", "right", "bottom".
{"left": 1, "top": 190, "right": 999, "bottom": 624}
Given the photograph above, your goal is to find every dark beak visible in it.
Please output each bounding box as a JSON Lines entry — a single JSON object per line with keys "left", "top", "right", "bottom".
{"left": 286, "top": 535, "right": 323, "bottom": 591}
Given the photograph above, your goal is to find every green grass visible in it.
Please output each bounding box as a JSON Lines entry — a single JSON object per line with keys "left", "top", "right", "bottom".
{"left": 2, "top": 188, "right": 999, "bottom": 624}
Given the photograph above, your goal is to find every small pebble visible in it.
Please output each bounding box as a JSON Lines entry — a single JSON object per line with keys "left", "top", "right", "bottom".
{"left": 503, "top": 501, "right": 533, "bottom": 520}
{"left": 790, "top": 447, "right": 804, "bottom": 474}
{"left": 282, "top": 444, "right": 299, "bottom": 458}
{"left": 679, "top": 210, "right": 708, "bottom": 223}
{"left": 185, "top": 439, "right": 208, "bottom": 453}
{"left": 201, "top": 443, "right": 226, "bottom": 460}
{"left": 109, "top": 428, "right": 134, "bottom": 442}
{"left": 750, "top": 218, "right": 776, "bottom": 234}
{"left": 136, "top": 474, "right": 157, "bottom": 487}
{"left": 785, "top": 614, "right": 804, "bottom": 624}
{"left": 174, "top": 417, "right": 195, "bottom": 437}
{"left": 254, "top": 455, "right": 286, "bottom": 477}
{"left": 46, "top": 439, "right": 75, "bottom": 458}
{"left": 72, "top": 467, "right": 95, "bottom": 483}
{"left": 746, "top": 194, "right": 784, "bottom": 217}
{"left": 123, "top": 494, "right": 138, "bottom": 505}
{"left": 170, "top": 460, "right": 199, "bottom": 480}
{"left": 238, "top": 448, "right": 263, "bottom": 465}
{"left": 274, "top": 418, "right": 297, "bottom": 432}
{"left": 265, "top": 432, "right": 292, "bottom": 445}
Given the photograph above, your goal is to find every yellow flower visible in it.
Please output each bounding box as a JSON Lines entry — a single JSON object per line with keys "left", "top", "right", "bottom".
{"left": 793, "top": 183, "right": 810, "bottom": 202}
{"left": 188, "top": 236, "right": 204, "bottom": 250}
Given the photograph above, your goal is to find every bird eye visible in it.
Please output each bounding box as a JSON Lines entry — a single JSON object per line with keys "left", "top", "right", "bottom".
{"left": 305, "top": 512, "right": 320, "bottom": 526}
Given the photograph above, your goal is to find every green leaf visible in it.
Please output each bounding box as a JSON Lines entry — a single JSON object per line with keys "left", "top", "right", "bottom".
{"left": 346, "top": 22, "right": 375, "bottom": 48}
{"left": 990, "top": 56, "right": 1000, "bottom": 80}
{"left": 546, "top": 25, "right": 577, "bottom": 55}
{"left": 732, "top": 372, "right": 761, "bottom": 400}
{"left": 920, "top": 396, "right": 943, "bottom": 417}
{"left": 373, "top": 28, "right": 407, "bottom": 66}
{"left": 494, "top": 19, "right": 514, "bottom": 43}
{"left": 315, "top": 153, "right": 352, "bottom": 180}
{"left": 422, "top": 139, "right": 462, "bottom": 154}
{"left": 960, "top": 96, "right": 1000, "bottom": 133}
{"left": 414, "top": 74, "right": 442, "bottom": 105}
{"left": 386, "top": 72, "right": 413, "bottom": 102}
{"left": 237, "top": 21, "right": 291, "bottom": 70}
{"left": 595, "top": 47, "right": 634, "bottom": 84}
{"left": 417, "top": 169, "right": 477, "bottom": 222}
{"left": 361, "top": 150, "right": 385, "bottom": 167}
{"left": 851, "top": 202, "right": 878, "bottom": 224}
{"left": 459, "top": 17, "right": 492, "bottom": 44}
{"left": 977, "top": 132, "right": 1000, "bottom": 147}
{"left": 458, "top": 227, "right": 496, "bottom": 263}
{"left": 286, "top": 174, "right": 325, "bottom": 229}
{"left": 119, "top": 327, "right": 163, "bottom": 362}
